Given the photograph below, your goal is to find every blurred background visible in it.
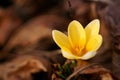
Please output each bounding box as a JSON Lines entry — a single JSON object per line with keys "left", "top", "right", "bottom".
{"left": 0, "top": 0, "right": 120, "bottom": 80}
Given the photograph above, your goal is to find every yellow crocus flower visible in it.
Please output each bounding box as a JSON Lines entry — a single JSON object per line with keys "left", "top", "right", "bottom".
{"left": 52, "top": 19, "right": 102, "bottom": 60}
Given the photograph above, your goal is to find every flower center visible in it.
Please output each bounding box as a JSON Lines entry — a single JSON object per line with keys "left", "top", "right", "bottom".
{"left": 73, "top": 46, "right": 84, "bottom": 56}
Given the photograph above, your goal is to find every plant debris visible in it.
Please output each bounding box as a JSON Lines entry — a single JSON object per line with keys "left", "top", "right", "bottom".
{"left": 0, "top": 0, "right": 120, "bottom": 80}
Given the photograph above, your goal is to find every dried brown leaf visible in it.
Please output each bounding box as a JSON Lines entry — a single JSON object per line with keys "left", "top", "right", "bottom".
{"left": 3, "top": 13, "right": 69, "bottom": 52}
{"left": 67, "top": 61, "right": 119, "bottom": 80}
{"left": 0, "top": 8, "right": 22, "bottom": 47}
{"left": 0, "top": 50, "right": 65, "bottom": 80}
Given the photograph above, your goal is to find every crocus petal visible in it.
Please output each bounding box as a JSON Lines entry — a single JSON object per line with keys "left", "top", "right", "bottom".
{"left": 61, "top": 49, "right": 80, "bottom": 59}
{"left": 85, "top": 19, "right": 100, "bottom": 41}
{"left": 85, "top": 35, "right": 102, "bottom": 51}
{"left": 80, "top": 51, "right": 97, "bottom": 60}
{"left": 61, "top": 49, "right": 96, "bottom": 60}
{"left": 52, "top": 30, "right": 71, "bottom": 50}
{"left": 68, "top": 20, "right": 86, "bottom": 48}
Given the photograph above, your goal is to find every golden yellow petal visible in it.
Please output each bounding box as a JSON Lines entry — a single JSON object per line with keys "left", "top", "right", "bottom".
{"left": 61, "top": 49, "right": 81, "bottom": 59}
{"left": 61, "top": 49, "right": 96, "bottom": 60}
{"left": 52, "top": 30, "right": 71, "bottom": 50}
{"left": 85, "top": 19, "right": 100, "bottom": 41}
{"left": 80, "top": 51, "right": 97, "bottom": 60}
{"left": 68, "top": 20, "right": 86, "bottom": 48}
{"left": 85, "top": 35, "right": 102, "bottom": 51}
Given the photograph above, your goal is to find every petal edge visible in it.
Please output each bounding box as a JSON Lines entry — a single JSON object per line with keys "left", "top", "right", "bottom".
{"left": 80, "top": 51, "right": 97, "bottom": 60}
{"left": 52, "top": 30, "right": 71, "bottom": 50}
{"left": 85, "top": 19, "right": 100, "bottom": 41}
{"left": 68, "top": 20, "right": 86, "bottom": 48}
{"left": 85, "top": 35, "right": 102, "bottom": 51}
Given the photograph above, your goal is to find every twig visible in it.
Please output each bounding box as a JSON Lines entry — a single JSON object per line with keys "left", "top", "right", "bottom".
{"left": 66, "top": 63, "right": 98, "bottom": 80}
